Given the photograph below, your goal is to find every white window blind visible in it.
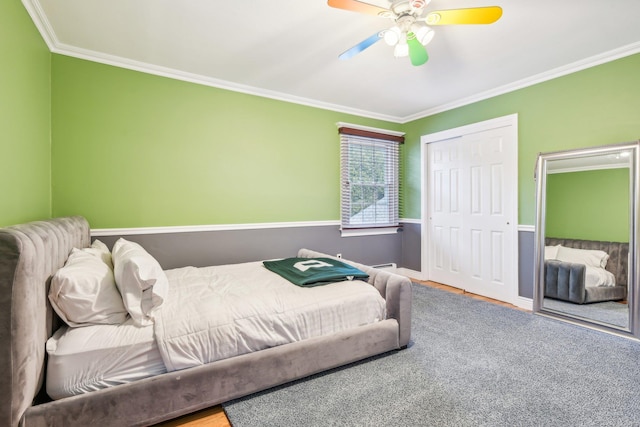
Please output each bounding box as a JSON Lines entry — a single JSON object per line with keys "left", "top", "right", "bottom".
{"left": 339, "top": 126, "right": 403, "bottom": 233}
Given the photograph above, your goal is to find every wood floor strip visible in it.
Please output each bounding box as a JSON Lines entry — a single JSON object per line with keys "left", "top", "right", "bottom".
{"left": 156, "top": 406, "right": 230, "bottom": 427}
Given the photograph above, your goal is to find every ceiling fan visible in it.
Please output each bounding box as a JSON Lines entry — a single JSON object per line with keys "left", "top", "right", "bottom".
{"left": 328, "top": 0, "right": 502, "bottom": 66}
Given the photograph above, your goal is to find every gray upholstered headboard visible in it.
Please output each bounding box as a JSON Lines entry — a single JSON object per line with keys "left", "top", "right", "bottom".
{"left": 545, "top": 237, "right": 629, "bottom": 286}
{"left": 0, "top": 216, "right": 90, "bottom": 427}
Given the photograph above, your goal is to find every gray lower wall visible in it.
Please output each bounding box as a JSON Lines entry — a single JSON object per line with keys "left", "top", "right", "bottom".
{"left": 94, "top": 222, "right": 536, "bottom": 299}
{"left": 96, "top": 224, "right": 403, "bottom": 271}
{"left": 400, "top": 222, "right": 422, "bottom": 272}
{"left": 518, "top": 230, "right": 535, "bottom": 299}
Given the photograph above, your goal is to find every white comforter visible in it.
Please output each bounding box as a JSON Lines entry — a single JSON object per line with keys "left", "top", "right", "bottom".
{"left": 154, "top": 261, "right": 387, "bottom": 372}
{"left": 585, "top": 265, "right": 616, "bottom": 288}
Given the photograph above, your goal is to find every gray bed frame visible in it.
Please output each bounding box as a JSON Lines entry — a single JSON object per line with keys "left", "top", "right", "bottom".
{"left": 0, "top": 216, "right": 412, "bottom": 427}
{"left": 544, "top": 237, "right": 628, "bottom": 304}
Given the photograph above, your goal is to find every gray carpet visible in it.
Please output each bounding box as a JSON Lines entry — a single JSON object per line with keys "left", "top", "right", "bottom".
{"left": 543, "top": 298, "right": 628, "bottom": 328}
{"left": 223, "top": 284, "right": 640, "bottom": 427}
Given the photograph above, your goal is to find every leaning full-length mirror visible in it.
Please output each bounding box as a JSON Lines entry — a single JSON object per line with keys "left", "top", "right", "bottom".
{"left": 534, "top": 141, "right": 640, "bottom": 338}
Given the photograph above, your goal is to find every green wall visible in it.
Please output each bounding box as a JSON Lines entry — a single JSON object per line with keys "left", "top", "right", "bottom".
{"left": 546, "top": 168, "right": 629, "bottom": 242}
{"left": 0, "top": 0, "right": 51, "bottom": 227}
{"left": 51, "top": 53, "right": 640, "bottom": 229}
{"left": 402, "top": 53, "right": 640, "bottom": 225}
{"left": 6, "top": 5, "right": 640, "bottom": 231}
{"left": 51, "top": 56, "right": 401, "bottom": 228}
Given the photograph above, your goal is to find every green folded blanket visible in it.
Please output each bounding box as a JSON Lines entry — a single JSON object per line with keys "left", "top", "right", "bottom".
{"left": 263, "top": 257, "right": 369, "bottom": 287}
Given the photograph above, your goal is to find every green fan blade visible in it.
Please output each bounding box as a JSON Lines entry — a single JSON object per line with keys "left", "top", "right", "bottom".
{"left": 407, "top": 33, "right": 428, "bottom": 66}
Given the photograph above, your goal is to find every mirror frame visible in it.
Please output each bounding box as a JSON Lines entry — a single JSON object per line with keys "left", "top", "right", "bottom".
{"left": 533, "top": 141, "right": 640, "bottom": 339}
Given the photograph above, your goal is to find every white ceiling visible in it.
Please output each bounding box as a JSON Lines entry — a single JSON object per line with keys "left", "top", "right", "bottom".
{"left": 24, "top": 0, "right": 640, "bottom": 123}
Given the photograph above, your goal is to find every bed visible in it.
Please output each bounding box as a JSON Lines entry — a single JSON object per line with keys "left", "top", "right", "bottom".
{"left": 0, "top": 216, "right": 412, "bottom": 427}
{"left": 543, "top": 237, "right": 628, "bottom": 304}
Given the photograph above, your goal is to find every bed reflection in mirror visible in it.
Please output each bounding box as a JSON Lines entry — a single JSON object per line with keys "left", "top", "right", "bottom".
{"left": 534, "top": 141, "right": 640, "bottom": 338}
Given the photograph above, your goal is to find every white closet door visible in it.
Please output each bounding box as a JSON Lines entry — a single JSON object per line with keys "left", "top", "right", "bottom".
{"left": 461, "top": 126, "right": 514, "bottom": 300}
{"left": 428, "top": 137, "right": 466, "bottom": 289}
{"left": 426, "top": 119, "right": 516, "bottom": 303}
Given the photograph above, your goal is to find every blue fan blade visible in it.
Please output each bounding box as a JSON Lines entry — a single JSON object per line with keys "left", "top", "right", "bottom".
{"left": 338, "top": 32, "right": 383, "bottom": 60}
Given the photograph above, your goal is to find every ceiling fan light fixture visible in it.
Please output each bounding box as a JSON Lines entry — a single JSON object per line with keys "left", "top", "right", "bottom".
{"left": 407, "top": 32, "right": 429, "bottom": 66}
{"left": 394, "top": 38, "right": 409, "bottom": 58}
{"left": 383, "top": 26, "right": 401, "bottom": 46}
{"left": 411, "top": 24, "right": 435, "bottom": 46}
{"left": 330, "top": 0, "right": 503, "bottom": 65}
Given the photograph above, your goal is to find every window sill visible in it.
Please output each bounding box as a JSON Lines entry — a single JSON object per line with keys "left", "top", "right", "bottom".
{"left": 340, "top": 226, "right": 401, "bottom": 237}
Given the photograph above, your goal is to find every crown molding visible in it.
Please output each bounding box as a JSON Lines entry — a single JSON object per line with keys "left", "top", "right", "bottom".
{"left": 23, "top": 0, "right": 640, "bottom": 125}
{"left": 401, "top": 41, "right": 640, "bottom": 123}
{"left": 54, "top": 43, "right": 406, "bottom": 123}
{"left": 22, "top": 0, "right": 57, "bottom": 50}
{"left": 22, "top": 0, "right": 403, "bottom": 124}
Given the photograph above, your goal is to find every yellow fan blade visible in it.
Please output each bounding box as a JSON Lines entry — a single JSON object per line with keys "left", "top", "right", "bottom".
{"left": 327, "top": 0, "right": 390, "bottom": 16}
{"left": 425, "top": 6, "right": 503, "bottom": 25}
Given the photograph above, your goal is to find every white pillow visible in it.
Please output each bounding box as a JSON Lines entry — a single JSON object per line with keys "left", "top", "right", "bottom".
{"left": 83, "top": 239, "right": 114, "bottom": 269}
{"left": 49, "top": 248, "right": 128, "bottom": 327}
{"left": 112, "top": 238, "right": 168, "bottom": 326}
{"left": 556, "top": 245, "right": 609, "bottom": 269}
{"left": 544, "top": 245, "right": 560, "bottom": 260}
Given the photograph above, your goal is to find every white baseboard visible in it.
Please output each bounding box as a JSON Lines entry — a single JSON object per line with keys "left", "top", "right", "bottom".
{"left": 514, "top": 296, "right": 533, "bottom": 311}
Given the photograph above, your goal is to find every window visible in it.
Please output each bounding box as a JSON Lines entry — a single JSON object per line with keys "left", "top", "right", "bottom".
{"left": 339, "top": 124, "right": 404, "bottom": 236}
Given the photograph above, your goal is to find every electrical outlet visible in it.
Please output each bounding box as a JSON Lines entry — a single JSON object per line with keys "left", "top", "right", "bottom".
{"left": 336, "top": 253, "right": 342, "bottom": 259}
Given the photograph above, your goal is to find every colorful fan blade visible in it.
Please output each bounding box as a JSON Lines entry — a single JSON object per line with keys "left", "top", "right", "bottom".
{"left": 407, "top": 33, "right": 428, "bottom": 66}
{"left": 425, "top": 6, "right": 503, "bottom": 25}
{"left": 327, "top": 0, "right": 390, "bottom": 16}
{"left": 338, "top": 32, "right": 383, "bottom": 60}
